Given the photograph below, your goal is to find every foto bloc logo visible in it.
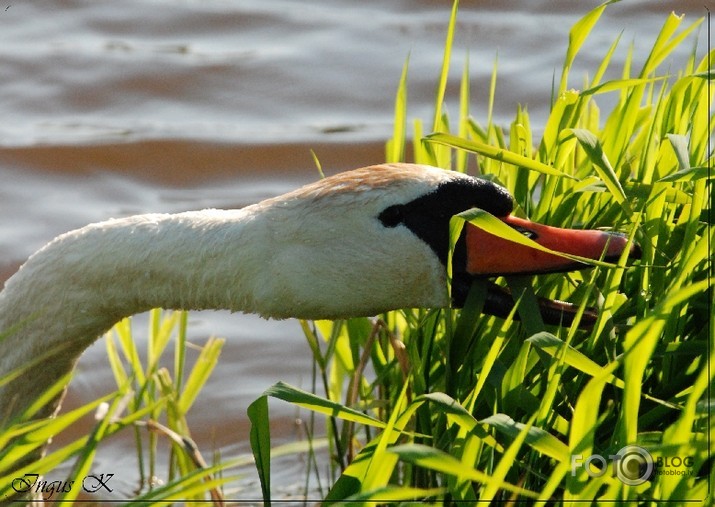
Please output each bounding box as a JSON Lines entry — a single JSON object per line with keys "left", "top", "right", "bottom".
{"left": 571, "top": 445, "right": 654, "bottom": 486}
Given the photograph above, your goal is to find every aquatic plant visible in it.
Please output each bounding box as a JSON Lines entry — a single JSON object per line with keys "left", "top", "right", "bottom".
{"left": 251, "top": 1, "right": 713, "bottom": 504}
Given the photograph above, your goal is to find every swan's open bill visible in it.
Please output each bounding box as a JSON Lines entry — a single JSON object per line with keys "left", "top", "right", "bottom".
{"left": 456, "top": 214, "right": 641, "bottom": 327}
{"left": 481, "top": 282, "right": 600, "bottom": 328}
{"left": 466, "top": 215, "right": 640, "bottom": 276}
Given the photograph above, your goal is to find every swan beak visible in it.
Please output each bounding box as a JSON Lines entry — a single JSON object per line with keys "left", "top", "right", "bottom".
{"left": 463, "top": 215, "right": 640, "bottom": 328}
{"left": 465, "top": 215, "right": 641, "bottom": 276}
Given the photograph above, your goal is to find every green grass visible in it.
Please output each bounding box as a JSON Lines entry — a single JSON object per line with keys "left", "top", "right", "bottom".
{"left": 0, "top": 310, "right": 242, "bottom": 504}
{"left": 0, "top": 1, "right": 711, "bottom": 504}
{"left": 251, "top": 2, "right": 713, "bottom": 504}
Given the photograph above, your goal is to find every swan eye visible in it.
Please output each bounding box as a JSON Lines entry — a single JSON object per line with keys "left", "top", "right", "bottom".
{"left": 378, "top": 205, "right": 404, "bottom": 228}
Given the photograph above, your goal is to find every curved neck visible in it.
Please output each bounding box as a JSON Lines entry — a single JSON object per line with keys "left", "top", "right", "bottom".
{"left": 0, "top": 209, "right": 264, "bottom": 421}
{"left": 0, "top": 198, "right": 450, "bottom": 423}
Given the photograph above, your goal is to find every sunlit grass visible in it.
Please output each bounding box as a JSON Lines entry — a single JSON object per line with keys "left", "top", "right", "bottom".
{"left": 251, "top": 2, "right": 713, "bottom": 504}
{"left": 0, "top": 309, "right": 245, "bottom": 503}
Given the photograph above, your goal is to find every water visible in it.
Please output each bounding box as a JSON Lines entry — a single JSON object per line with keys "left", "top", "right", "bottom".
{"left": 0, "top": 0, "right": 708, "bottom": 501}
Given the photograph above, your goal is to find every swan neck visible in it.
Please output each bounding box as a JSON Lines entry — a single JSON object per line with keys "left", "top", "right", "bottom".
{"left": 0, "top": 209, "right": 262, "bottom": 420}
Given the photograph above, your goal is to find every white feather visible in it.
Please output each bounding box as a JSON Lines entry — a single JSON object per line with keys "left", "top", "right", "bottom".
{"left": 0, "top": 163, "right": 461, "bottom": 420}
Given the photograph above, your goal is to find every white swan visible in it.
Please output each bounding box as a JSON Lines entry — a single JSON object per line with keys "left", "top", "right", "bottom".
{"left": 0, "top": 163, "right": 637, "bottom": 425}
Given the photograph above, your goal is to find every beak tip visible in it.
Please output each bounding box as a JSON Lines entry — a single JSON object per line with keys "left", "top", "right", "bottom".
{"left": 605, "top": 232, "right": 641, "bottom": 261}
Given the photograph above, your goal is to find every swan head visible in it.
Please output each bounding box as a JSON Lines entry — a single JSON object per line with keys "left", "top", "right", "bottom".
{"left": 245, "top": 163, "right": 639, "bottom": 324}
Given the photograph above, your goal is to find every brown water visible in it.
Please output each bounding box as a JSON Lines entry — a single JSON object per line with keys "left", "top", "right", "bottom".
{"left": 0, "top": 0, "right": 708, "bottom": 502}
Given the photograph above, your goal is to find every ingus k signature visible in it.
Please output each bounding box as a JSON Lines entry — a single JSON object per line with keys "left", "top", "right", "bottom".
{"left": 10, "top": 472, "right": 114, "bottom": 499}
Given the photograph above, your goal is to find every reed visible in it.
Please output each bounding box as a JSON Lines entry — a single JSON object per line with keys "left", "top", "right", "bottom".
{"left": 0, "top": 309, "right": 242, "bottom": 503}
{"left": 251, "top": 1, "right": 712, "bottom": 504}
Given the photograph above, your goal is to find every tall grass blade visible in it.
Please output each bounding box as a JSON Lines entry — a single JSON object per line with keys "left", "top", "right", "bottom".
{"left": 432, "top": 0, "right": 458, "bottom": 133}
{"left": 261, "top": 381, "right": 386, "bottom": 429}
{"left": 427, "top": 132, "right": 575, "bottom": 178}
{"left": 527, "top": 332, "right": 625, "bottom": 388}
{"left": 387, "top": 56, "right": 409, "bottom": 163}
{"left": 390, "top": 443, "right": 539, "bottom": 499}
{"left": 570, "top": 128, "right": 629, "bottom": 210}
{"left": 559, "top": 0, "right": 617, "bottom": 95}
{"left": 177, "top": 337, "right": 224, "bottom": 414}
{"left": 248, "top": 395, "right": 271, "bottom": 506}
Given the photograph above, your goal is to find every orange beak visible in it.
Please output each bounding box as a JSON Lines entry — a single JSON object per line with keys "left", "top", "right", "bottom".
{"left": 461, "top": 215, "right": 640, "bottom": 328}
{"left": 466, "top": 215, "right": 639, "bottom": 276}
